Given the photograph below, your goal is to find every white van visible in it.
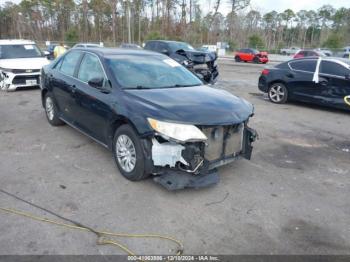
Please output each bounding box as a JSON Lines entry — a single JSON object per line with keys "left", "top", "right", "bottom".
{"left": 0, "top": 40, "right": 50, "bottom": 91}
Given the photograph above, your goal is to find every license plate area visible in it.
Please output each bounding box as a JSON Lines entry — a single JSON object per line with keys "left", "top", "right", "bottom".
{"left": 26, "top": 79, "right": 37, "bottom": 85}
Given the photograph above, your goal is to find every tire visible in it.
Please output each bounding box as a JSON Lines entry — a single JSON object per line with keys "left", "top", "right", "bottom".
{"left": 253, "top": 57, "right": 260, "bottom": 64}
{"left": 234, "top": 56, "right": 241, "bottom": 62}
{"left": 44, "top": 93, "right": 64, "bottom": 126}
{"left": 113, "top": 124, "right": 149, "bottom": 181}
{"left": 282, "top": 51, "right": 287, "bottom": 55}
{"left": 268, "top": 83, "right": 288, "bottom": 104}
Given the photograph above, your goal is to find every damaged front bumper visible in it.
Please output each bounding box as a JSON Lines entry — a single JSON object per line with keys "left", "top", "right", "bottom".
{"left": 0, "top": 70, "right": 41, "bottom": 91}
{"left": 149, "top": 123, "right": 257, "bottom": 190}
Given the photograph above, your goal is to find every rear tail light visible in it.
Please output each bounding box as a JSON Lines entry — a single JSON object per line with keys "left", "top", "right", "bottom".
{"left": 262, "top": 69, "right": 269, "bottom": 75}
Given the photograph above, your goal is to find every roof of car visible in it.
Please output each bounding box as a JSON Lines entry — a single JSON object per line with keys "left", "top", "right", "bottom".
{"left": 146, "top": 40, "right": 184, "bottom": 44}
{"left": 72, "top": 47, "right": 160, "bottom": 57}
{"left": 0, "top": 39, "right": 36, "bottom": 45}
{"left": 75, "top": 43, "right": 100, "bottom": 45}
{"left": 289, "top": 57, "right": 350, "bottom": 67}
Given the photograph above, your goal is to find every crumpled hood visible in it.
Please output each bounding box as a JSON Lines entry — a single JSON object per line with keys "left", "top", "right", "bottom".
{"left": 123, "top": 85, "right": 253, "bottom": 126}
{"left": 0, "top": 57, "right": 50, "bottom": 70}
{"left": 178, "top": 50, "right": 217, "bottom": 64}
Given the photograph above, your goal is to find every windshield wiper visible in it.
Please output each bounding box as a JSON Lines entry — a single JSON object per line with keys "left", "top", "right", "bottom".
{"left": 124, "top": 86, "right": 152, "bottom": 90}
{"left": 162, "top": 84, "right": 202, "bottom": 88}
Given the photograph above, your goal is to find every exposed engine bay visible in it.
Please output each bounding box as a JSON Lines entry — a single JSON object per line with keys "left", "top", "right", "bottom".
{"left": 149, "top": 121, "right": 257, "bottom": 190}
{"left": 175, "top": 49, "right": 219, "bottom": 84}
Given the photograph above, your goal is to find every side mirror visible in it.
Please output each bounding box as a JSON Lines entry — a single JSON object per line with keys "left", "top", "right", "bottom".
{"left": 88, "top": 77, "right": 104, "bottom": 89}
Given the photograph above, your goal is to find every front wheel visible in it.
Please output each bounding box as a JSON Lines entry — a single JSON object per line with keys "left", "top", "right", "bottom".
{"left": 234, "top": 56, "right": 241, "bottom": 62}
{"left": 268, "top": 83, "right": 288, "bottom": 104}
{"left": 113, "top": 124, "right": 149, "bottom": 181}
{"left": 44, "top": 93, "right": 64, "bottom": 126}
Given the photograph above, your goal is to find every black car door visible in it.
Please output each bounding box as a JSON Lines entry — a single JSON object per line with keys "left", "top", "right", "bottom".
{"left": 71, "top": 52, "right": 112, "bottom": 144}
{"left": 319, "top": 60, "right": 350, "bottom": 110}
{"left": 50, "top": 51, "right": 83, "bottom": 122}
{"left": 286, "top": 59, "right": 325, "bottom": 103}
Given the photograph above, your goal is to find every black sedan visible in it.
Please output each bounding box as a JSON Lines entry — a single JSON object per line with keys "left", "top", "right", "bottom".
{"left": 258, "top": 57, "right": 350, "bottom": 111}
{"left": 40, "top": 48, "right": 257, "bottom": 190}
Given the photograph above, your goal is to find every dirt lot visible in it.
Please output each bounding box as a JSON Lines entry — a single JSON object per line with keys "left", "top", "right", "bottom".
{"left": 0, "top": 60, "right": 349, "bottom": 255}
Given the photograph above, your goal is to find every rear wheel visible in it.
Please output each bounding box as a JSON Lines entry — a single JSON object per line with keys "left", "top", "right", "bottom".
{"left": 268, "top": 83, "right": 288, "bottom": 104}
{"left": 234, "top": 56, "right": 241, "bottom": 62}
{"left": 113, "top": 124, "right": 149, "bottom": 181}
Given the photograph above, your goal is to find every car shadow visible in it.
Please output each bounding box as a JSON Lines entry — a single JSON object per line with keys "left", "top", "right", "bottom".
{"left": 288, "top": 101, "right": 350, "bottom": 115}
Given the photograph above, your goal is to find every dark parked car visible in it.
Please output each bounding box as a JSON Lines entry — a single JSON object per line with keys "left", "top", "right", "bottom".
{"left": 40, "top": 48, "right": 256, "bottom": 190}
{"left": 144, "top": 40, "right": 219, "bottom": 84}
{"left": 119, "top": 43, "right": 142, "bottom": 49}
{"left": 46, "top": 44, "right": 57, "bottom": 60}
{"left": 258, "top": 57, "right": 350, "bottom": 111}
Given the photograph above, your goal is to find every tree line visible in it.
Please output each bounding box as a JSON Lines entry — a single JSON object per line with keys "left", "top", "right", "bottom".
{"left": 0, "top": 0, "right": 349, "bottom": 51}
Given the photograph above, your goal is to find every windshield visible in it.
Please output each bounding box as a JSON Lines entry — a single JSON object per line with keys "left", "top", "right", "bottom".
{"left": 168, "top": 42, "right": 195, "bottom": 52}
{"left": 107, "top": 55, "right": 202, "bottom": 89}
{"left": 0, "top": 44, "right": 42, "bottom": 59}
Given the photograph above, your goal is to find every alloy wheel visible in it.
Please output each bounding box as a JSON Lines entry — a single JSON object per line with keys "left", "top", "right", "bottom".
{"left": 116, "top": 134, "right": 137, "bottom": 173}
{"left": 269, "top": 85, "right": 285, "bottom": 103}
{"left": 45, "top": 97, "right": 55, "bottom": 121}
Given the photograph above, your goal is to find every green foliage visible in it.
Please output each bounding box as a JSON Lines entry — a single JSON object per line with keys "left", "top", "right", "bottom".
{"left": 322, "top": 34, "right": 343, "bottom": 48}
{"left": 248, "top": 34, "right": 264, "bottom": 49}
{"left": 227, "top": 40, "right": 237, "bottom": 51}
{"left": 64, "top": 28, "right": 79, "bottom": 45}
{"left": 145, "top": 31, "right": 166, "bottom": 41}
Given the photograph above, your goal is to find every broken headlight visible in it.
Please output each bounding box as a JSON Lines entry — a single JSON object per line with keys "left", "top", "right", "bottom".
{"left": 148, "top": 118, "right": 207, "bottom": 143}
{"left": 0, "top": 68, "right": 14, "bottom": 73}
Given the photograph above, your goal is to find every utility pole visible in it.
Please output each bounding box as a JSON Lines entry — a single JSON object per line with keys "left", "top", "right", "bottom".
{"left": 82, "top": 0, "right": 88, "bottom": 41}
{"left": 17, "top": 13, "right": 23, "bottom": 39}
{"left": 128, "top": 1, "right": 131, "bottom": 43}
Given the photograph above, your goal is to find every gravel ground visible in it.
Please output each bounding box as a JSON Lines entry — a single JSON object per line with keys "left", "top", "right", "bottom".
{"left": 0, "top": 60, "right": 349, "bottom": 256}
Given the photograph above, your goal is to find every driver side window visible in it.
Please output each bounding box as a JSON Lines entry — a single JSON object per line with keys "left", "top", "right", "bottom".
{"left": 78, "top": 53, "right": 105, "bottom": 84}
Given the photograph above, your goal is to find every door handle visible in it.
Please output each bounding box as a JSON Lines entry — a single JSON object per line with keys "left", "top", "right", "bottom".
{"left": 319, "top": 80, "right": 328, "bottom": 86}
{"left": 71, "top": 85, "right": 77, "bottom": 93}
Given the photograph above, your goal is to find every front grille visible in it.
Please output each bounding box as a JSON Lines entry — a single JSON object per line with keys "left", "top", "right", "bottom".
{"left": 12, "top": 69, "right": 40, "bottom": 74}
{"left": 12, "top": 75, "right": 40, "bottom": 85}
{"left": 201, "top": 124, "right": 244, "bottom": 161}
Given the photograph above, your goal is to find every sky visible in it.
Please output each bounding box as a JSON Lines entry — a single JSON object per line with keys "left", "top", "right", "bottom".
{"left": 1, "top": 0, "right": 350, "bottom": 14}
{"left": 204, "top": 0, "right": 350, "bottom": 15}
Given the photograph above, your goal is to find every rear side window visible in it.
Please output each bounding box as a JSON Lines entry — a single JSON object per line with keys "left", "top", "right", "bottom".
{"left": 59, "top": 51, "right": 81, "bottom": 76}
{"left": 321, "top": 61, "right": 349, "bottom": 77}
{"left": 157, "top": 42, "right": 169, "bottom": 52}
{"left": 289, "top": 60, "right": 317, "bottom": 72}
{"left": 145, "top": 42, "right": 156, "bottom": 50}
{"left": 275, "top": 62, "right": 289, "bottom": 70}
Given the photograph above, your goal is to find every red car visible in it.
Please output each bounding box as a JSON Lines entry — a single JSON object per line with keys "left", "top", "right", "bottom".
{"left": 234, "top": 48, "right": 269, "bottom": 64}
{"left": 293, "top": 50, "right": 326, "bottom": 59}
